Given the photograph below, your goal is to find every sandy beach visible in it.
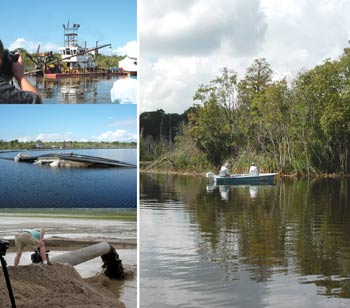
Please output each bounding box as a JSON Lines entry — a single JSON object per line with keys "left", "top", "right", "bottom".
{"left": 0, "top": 213, "right": 136, "bottom": 308}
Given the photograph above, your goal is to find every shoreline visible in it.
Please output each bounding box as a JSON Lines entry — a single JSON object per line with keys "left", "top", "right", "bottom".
{"left": 0, "top": 208, "right": 137, "bottom": 221}
{"left": 140, "top": 167, "right": 350, "bottom": 179}
{"left": 0, "top": 146, "right": 137, "bottom": 153}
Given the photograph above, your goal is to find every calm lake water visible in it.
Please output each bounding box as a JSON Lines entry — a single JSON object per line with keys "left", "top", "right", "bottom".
{"left": 0, "top": 148, "right": 136, "bottom": 208}
{"left": 140, "top": 173, "right": 350, "bottom": 307}
{"left": 27, "top": 76, "right": 132, "bottom": 104}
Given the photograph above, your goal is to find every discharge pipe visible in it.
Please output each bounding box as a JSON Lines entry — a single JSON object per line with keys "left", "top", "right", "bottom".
{"left": 50, "top": 242, "right": 125, "bottom": 279}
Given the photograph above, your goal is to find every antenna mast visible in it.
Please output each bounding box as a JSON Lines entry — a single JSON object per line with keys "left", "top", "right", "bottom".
{"left": 63, "top": 21, "right": 80, "bottom": 47}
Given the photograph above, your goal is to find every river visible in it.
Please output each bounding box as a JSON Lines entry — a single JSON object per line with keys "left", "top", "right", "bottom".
{"left": 140, "top": 173, "right": 350, "bottom": 307}
{"left": 27, "top": 76, "right": 134, "bottom": 104}
{"left": 0, "top": 148, "right": 136, "bottom": 208}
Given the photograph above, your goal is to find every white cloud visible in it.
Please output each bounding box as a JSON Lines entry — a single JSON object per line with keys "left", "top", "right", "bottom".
{"left": 9, "top": 38, "right": 59, "bottom": 53}
{"left": 140, "top": 56, "right": 216, "bottom": 113}
{"left": 258, "top": 0, "right": 350, "bottom": 75}
{"left": 18, "top": 136, "right": 32, "bottom": 142}
{"left": 140, "top": 0, "right": 267, "bottom": 113}
{"left": 15, "top": 131, "right": 137, "bottom": 143}
{"left": 114, "top": 41, "right": 138, "bottom": 57}
{"left": 141, "top": 0, "right": 266, "bottom": 57}
{"left": 93, "top": 130, "right": 137, "bottom": 142}
{"left": 35, "top": 132, "right": 72, "bottom": 142}
{"left": 140, "top": 0, "right": 350, "bottom": 114}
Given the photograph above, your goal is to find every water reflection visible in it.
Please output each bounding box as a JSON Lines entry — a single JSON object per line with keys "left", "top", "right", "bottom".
{"left": 28, "top": 76, "right": 128, "bottom": 103}
{"left": 207, "top": 183, "right": 276, "bottom": 202}
{"left": 60, "top": 78, "right": 91, "bottom": 103}
{"left": 141, "top": 174, "right": 350, "bottom": 307}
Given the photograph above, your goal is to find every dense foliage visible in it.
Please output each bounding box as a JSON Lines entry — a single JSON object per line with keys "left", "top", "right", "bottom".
{"left": 95, "top": 54, "right": 125, "bottom": 68}
{"left": 141, "top": 49, "right": 350, "bottom": 175}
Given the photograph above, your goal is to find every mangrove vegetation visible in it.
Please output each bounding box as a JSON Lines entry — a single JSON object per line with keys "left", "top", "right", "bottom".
{"left": 140, "top": 49, "right": 350, "bottom": 175}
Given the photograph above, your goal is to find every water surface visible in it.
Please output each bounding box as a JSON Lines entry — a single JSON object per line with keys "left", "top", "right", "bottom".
{"left": 0, "top": 148, "right": 136, "bottom": 208}
{"left": 140, "top": 173, "right": 350, "bottom": 307}
{"left": 27, "top": 76, "right": 134, "bottom": 104}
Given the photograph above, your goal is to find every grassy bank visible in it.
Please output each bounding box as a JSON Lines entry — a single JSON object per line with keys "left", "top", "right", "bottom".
{"left": 0, "top": 208, "right": 137, "bottom": 221}
{"left": 141, "top": 160, "right": 350, "bottom": 179}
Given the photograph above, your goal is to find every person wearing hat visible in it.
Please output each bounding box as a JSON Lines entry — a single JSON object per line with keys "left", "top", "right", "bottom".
{"left": 220, "top": 162, "right": 230, "bottom": 177}
{"left": 249, "top": 163, "right": 259, "bottom": 176}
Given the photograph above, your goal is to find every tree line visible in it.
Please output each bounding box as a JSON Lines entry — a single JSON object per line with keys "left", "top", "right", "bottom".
{"left": 141, "top": 48, "right": 350, "bottom": 175}
{"left": 10, "top": 48, "right": 126, "bottom": 71}
{"left": 0, "top": 140, "right": 136, "bottom": 150}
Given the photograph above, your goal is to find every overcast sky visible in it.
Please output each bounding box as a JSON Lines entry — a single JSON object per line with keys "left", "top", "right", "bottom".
{"left": 140, "top": 0, "right": 350, "bottom": 113}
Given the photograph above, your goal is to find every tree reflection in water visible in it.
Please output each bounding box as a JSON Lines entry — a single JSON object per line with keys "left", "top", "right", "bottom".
{"left": 141, "top": 173, "right": 350, "bottom": 298}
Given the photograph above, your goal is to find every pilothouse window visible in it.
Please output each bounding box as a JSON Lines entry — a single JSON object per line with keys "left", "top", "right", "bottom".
{"left": 66, "top": 48, "right": 71, "bottom": 55}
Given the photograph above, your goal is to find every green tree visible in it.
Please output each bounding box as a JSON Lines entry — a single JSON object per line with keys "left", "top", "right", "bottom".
{"left": 291, "top": 53, "right": 350, "bottom": 173}
{"left": 188, "top": 68, "right": 240, "bottom": 166}
{"left": 237, "top": 58, "right": 273, "bottom": 153}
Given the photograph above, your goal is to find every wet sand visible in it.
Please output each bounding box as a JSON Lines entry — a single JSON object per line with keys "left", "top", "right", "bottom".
{"left": 0, "top": 214, "right": 136, "bottom": 308}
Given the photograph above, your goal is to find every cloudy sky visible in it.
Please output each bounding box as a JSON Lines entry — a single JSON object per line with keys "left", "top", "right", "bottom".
{"left": 140, "top": 0, "right": 350, "bottom": 113}
{"left": 0, "top": 105, "right": 137, "bottom": 143}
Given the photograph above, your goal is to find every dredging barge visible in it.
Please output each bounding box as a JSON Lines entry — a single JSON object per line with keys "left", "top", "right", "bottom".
{"left": 14, "top": 153, "right": 136, "bottom": 168}
{"left": 27, "top": 22, "right": 136, "bottom": 78}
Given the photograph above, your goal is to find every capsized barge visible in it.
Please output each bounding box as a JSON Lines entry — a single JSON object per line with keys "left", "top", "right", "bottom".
{"left": 14, "top": 153, "right": 136, "bottom": 168}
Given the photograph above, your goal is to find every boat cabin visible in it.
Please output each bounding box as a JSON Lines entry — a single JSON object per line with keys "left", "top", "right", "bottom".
{"left": 59, "top": 22, "right": 96, "bottom": 71}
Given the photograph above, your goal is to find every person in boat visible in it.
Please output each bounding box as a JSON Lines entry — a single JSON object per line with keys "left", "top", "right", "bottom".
{"left": 220, "top": 162, "right": 230, "bottom": 177}
{"left": 0, "top": 40, "right": 42, "bottom": 104}
{"left": 249, "top": 163, "right": 259, "bottom": 176}
{"left": 14, "top": 228, "right": 48, "bottom": 266}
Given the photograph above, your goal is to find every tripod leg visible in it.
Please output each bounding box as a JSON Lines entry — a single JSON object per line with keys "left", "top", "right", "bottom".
{"left": 0, "top": 256, "right": 16, "bottom": 308}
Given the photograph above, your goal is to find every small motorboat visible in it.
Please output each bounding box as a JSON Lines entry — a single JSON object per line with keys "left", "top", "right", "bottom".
{"left": 206, "top": 171, "right": 277, "bottom": 185}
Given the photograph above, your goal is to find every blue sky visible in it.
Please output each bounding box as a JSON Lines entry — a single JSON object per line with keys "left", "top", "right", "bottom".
{"left": 0, "top": 105, "right": 137, "bottom": 142}
{"left": 0, "top": 0, "right": 136, "bottom": 56}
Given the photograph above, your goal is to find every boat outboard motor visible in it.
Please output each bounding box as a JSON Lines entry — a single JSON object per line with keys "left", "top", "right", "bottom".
{"left": 206, "top": 172, "right": 215, "bottom": 183}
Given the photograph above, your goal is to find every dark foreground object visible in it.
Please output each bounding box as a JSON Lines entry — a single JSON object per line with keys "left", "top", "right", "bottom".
{"left": 0, "top": 238, "right": 16, "bottom": 308}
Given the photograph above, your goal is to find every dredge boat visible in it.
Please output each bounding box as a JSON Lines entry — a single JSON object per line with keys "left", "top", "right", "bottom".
{"left": 27, "top": 22, "right": 136, "bottom": 79}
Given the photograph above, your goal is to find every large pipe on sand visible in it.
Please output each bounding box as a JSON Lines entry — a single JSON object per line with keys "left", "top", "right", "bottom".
{"left": 50, "top": 242, "right": 125, "bottom": 279}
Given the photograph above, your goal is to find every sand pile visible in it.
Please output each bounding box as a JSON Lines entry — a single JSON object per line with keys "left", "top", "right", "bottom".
{"left": 0, "top": 263, "right": 124, "bottom": 308}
